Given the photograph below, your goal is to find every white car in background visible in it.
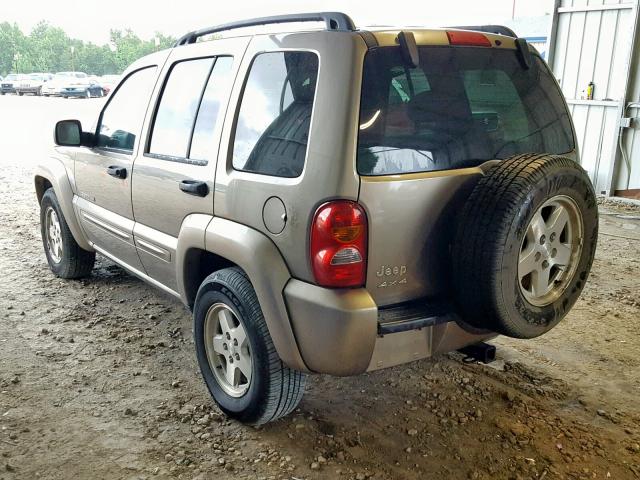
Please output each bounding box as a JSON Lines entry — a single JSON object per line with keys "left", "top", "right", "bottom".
{"left": 15, "top": 73, "right": 53, "bottom": 96}
{"left": 42, "top": 72, "right": 72, "bottom": 97}
{"left": 1, "top": 74, "right": 25, "bottom": 95}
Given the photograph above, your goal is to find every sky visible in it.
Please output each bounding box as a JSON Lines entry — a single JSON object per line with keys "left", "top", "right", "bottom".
{"left": 1, "top": 0, "right": 553, "bottom": 44}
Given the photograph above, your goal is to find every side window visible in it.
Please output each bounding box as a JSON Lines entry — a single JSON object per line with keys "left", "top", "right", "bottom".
{"left": 232, "top": 51, "right": 319, "bottom": 178}
{"left": 97, "top": 67, "right": 157, "bottom": 152}
{"left": 189, "top": 57, "right": 234, "bottom": 162}
{"left": 149, "top": 58, "right": 214, "bottom": 159}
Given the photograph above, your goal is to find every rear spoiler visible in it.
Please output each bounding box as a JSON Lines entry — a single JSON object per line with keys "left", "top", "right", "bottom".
{"left": 447, "top": 25, "right": 517, "bottom": 38}
{"left": 447, "top": 24, "right": 531, "bottom": 69}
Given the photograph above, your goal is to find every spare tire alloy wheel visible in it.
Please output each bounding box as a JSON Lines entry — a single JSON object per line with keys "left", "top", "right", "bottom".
{"left": 204, "top": 303, "right": 252, "bottom": 397}
{"left": 453, "top": 154, "right": 598, "bottom": 339}
{"left": 518, "top": 195, "right": 583, "bottom": 306}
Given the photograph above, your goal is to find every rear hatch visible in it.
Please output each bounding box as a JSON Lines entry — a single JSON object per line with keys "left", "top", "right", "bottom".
{"left": 357, "top": 33, "right": 575, "bottom": 306}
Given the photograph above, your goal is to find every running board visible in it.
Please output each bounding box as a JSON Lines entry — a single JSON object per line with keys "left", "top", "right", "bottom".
{"left": 377, "top": 299, "right": 454, "bottom": 335}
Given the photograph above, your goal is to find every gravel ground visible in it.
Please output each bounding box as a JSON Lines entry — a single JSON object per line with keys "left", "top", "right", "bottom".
{"left": 1, "top": 96, "right": 639, "bottom": 480}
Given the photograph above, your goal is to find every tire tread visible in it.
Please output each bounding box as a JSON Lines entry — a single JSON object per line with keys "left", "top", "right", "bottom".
{"left": 452, "top": 154, "right": 596, "bottom": 337}
{"left": 41, "top": 188, "right": 95, "bottom": 279}
{"left": 198, "top": 268, "right": 306, "bottom": 425}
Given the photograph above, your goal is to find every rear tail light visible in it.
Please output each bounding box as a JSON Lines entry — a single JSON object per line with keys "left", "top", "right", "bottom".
{"left": 310, "top": 200, "right": 367, "bottom": 288}
{"left": 446, "top": 31, "right": 492, "bottom": 47}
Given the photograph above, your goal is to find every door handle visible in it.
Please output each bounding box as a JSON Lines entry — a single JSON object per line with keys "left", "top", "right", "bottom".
{"left": 179, "top": 180, "right": 209, "bottom": 197}
{"left": 106, "top": 165, "right": 127, "bottom": 179}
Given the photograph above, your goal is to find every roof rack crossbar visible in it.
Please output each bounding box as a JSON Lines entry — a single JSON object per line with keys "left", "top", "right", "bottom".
{"left": 447, "top": 25, "right": 518, "bottom": 38}
{"left": 174, "top": 12, "right": 356, "bottom": 46}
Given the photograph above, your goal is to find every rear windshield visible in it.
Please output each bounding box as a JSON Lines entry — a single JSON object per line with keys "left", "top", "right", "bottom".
{"left": 357, "top": 46, "right": 574, "bottom": 176}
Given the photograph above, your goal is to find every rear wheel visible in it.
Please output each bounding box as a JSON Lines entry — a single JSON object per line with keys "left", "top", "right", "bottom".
{"left": 193, "top": 267, "right": 306, "bottom": 424}
{"left": 452, "top": 153, "right": 598, "bottom": 339}
{"left": 40, "top": 188, "right": 95, "bottom": 279}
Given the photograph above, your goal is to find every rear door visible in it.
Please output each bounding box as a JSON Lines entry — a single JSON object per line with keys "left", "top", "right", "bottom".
{"left": 74, "top": 63, "right": 161, "bottom": 271}
{"left": 131, "top": 38, "right": 248, "bottom": 292}
{"left": 356, "top": 41, "right": 576, "bottom": 306}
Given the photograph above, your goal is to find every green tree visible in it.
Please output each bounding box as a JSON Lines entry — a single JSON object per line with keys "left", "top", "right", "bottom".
{"left": 0, "top": 22, "right": 26, "bottom": 76}
{"left": 109, "top": 29, "right": 173, "bottom": 73}
{"left": 0, "top": 22, "right": 175, "bottom": 76}
{"left": 26, "top": 21, "right": 72, "bottom": 72}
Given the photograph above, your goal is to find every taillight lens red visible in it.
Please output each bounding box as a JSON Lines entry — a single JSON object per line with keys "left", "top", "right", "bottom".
{"left": 310, "top": 200, "right": 368, "bottom": 288}
{"left": 446, "top": 31, "right": 492, "bottom": 47}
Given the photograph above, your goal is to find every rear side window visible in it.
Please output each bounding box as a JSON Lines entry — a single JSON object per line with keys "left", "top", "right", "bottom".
{"left": 97, "top": 67, "right": 157, "bottom": 152}
{"left": 189, "top": 57, "right": 234, "bottom": 162}
{"left": 232, "top": 51, "right": 319, "bottom": 178}
{"left": 357, "top": 46, "right": 574, "bottom": 176}
{"left": 149, "top": 57, "right": 234, "bottom": 163}
{"left": 149, "top": 58, "right": 214, "bottom": 159}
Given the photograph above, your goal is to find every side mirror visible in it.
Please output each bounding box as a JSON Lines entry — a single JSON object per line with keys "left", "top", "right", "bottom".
{"left": 55, "top": 120, "right": 83, "bottom": 147}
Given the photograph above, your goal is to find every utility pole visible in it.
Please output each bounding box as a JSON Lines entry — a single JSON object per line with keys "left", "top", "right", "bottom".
{"left": 70, "top": 46, "right": 75, "bottom": 71}
{"left": 512, "top": 0, "right": 517, "bottom": 19}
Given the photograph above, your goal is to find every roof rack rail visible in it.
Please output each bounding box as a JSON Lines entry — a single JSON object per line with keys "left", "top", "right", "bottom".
{"left": 174, "top": 12, "right": 356, "bottom": 46}
{"left": 447, "top": 25, "right": 517, "bottom": 38}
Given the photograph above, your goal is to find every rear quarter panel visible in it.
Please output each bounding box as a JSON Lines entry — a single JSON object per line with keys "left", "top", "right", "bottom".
{"left": 359, "top": 166, "right": 493, "bottom": 306}
{"left": 213, "top": 31, "right": 368, "bottom": 282}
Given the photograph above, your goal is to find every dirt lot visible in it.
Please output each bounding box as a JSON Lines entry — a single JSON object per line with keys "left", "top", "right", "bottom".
{"left": 1, "top": 95, "right": 639, "bottom": 480}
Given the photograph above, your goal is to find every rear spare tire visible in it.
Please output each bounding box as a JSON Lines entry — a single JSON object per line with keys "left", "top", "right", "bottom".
{"left": 452, "top": 153, "right": 598, "bottom": 339}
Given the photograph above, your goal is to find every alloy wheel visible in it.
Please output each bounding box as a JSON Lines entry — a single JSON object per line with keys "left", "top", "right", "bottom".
{"left": 203, "top": 302, "right": 252, "bottom": 397}
{"left": 45, "top": 206, "right": 63, "bottom": 264}
{"left": 518, "top": 195, "right": 584, "bottom": 306}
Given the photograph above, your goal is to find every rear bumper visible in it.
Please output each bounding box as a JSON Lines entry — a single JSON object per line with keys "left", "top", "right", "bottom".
{"left": 15, "top": 87, "right": 40, "bottom": 94}
{"left": 284, "top": 279, "right": 494, "bottom": 376}
{"left": 284, "top": 279, "right": 378, "bottom": 376}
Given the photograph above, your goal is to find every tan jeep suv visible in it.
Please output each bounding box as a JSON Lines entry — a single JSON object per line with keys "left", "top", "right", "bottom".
{"left": 35, "top": 12, "right": 598, "bottom": 425}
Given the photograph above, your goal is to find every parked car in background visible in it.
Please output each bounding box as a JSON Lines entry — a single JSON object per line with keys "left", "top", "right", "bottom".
{"left": 58, "top": 71, "right": 105, "bottom": 98}
{"left": 98, "top": 74, "right": 120, "bottom": 95}
{"left": 15, "top": 73, "right": 53, "bottom": 96}
{"left": 42, "top": 72, "right": 70, "bottom": 96}
{"left": 1, "top": 74, "right": 23, "bottom": 95}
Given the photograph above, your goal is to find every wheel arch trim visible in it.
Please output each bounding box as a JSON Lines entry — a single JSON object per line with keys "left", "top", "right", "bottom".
{"left": 175, "top": 215, "right": 309, "bottom": 372}
{"left": 34, "top": 161, "right": 93, "bottom": 251}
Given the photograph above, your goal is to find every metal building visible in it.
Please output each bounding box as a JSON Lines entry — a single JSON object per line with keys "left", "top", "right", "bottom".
{"left": 504, "top": 15, "right": 552, "bottom": 58}
{"left": 547, "top": 0, "right": 640, "bottom": 198}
